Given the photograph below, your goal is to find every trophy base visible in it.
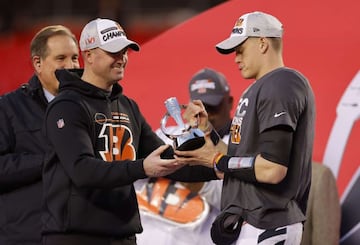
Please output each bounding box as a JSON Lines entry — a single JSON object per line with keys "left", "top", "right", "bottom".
{"left": 176, "top": 137, "right": 205, "bottom": 151}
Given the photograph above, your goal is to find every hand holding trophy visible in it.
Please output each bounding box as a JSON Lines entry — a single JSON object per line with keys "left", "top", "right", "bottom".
{"left": 160, "top": 97, "right": 205, "bottom": 151}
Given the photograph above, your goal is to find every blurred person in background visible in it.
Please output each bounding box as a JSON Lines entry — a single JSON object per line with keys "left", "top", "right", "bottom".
{"left": 301, "top": 162, "right": 341, "bottom": 245}
{"left": 0, "top": 25, "right": 79, "bottom": 244}
{"left": 136, "top": 67, "right": 233, "bottom": 244}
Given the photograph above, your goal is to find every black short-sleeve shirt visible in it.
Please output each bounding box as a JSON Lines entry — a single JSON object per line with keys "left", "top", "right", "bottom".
{"left": 223, "top": 67, "right": 315, "bottom": 229}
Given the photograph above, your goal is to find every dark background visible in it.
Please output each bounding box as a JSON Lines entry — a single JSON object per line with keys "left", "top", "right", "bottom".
{"left": 0, "top": 0, "right": 225, "bottom": 43}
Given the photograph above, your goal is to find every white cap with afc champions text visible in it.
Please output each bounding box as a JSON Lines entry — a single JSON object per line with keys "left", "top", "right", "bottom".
{"left": 79, "top": 18, "right": 140, "bottom": 53}
{"left": 216, "top": 11, "right": 283, "bottom": 54}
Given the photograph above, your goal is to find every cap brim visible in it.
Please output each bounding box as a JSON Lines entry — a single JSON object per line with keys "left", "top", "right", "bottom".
{"left": 101, "top": 39, "right": 140, "bottom": 53}
{"left": 127, "top": 42, "right": 140, "bottom": 51}
{"left": 215, "top": 36, "right": 248, "bottom": 55}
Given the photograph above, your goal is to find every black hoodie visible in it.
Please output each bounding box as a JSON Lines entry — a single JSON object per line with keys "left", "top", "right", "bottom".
{"left": 42, "top": 69, "right": 217, "bottom": 238}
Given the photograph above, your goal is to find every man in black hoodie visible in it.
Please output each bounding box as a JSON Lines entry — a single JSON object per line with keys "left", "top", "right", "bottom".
{"left": 0, "top": 25, "right": 79, "bottom": 244}
{"left": 42, "top": 18, "right": 218, "bottom": 245}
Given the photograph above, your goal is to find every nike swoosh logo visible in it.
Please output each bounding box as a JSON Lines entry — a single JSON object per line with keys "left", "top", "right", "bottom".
{"left": 274, "top": 112, "right": 286, "bottom": 118}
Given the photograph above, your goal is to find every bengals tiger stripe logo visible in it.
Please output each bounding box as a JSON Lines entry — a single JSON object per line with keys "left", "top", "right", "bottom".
{"left": 137, "top": 178, "right": 209, "bottom": 225}
{"left": 96, "top": 112, "right": 136, "bottom": 161}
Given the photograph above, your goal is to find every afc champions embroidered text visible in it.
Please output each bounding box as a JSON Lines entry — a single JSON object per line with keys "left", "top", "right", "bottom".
{"left": 230, "top": 97, "right": 248, "bottom": 144}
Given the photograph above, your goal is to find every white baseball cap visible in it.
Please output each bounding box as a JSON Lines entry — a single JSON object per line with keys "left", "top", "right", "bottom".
{"left": 216, "top": 11, "right": 283, "bottom": 54}
{"left": 79, "top": 18, "right": 140, "bottom": 53}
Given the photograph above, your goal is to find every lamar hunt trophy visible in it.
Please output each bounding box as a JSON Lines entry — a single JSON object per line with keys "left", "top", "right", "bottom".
{"left": 160, "top": 97, "right": 205, "bottom": 151}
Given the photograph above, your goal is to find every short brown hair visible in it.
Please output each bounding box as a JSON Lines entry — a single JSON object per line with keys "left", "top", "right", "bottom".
{"left": 268, "top": 37, "right": 282, "bottom": 52}
{"left": 30, "top": 25, "right": 78, "bottom": 59}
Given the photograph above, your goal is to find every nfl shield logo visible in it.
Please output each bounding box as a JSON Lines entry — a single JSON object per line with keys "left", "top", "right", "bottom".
{"left": 57, "top": 118, "right": 65, "bottom": 129}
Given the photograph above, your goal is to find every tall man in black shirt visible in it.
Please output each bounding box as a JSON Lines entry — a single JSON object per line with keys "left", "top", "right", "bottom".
{"left": 175, "top": 11, "right": 315, "bottom": 245}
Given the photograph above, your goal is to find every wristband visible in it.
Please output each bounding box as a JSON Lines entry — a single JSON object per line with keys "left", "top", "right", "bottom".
{"left": 216, "top": 155, "right": 257, "bottom": 182}
{"left": 228, "top": 157, "right": 255, "bottom": 169}
{"left": 213, "top": 152, "right": 224, "bottom": 164}
{"left": 212, "top": 152, "right": 224, "bottom": 171}
{"left": 213, "top": 163, "right": 220, "bottom": 172}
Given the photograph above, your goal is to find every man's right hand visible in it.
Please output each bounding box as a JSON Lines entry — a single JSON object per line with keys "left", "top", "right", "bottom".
{"left": 143, "top": 145, "right": 184, "bottom": 177}
{"left": 183, "top": 100, "right": 209, "bottom": 131}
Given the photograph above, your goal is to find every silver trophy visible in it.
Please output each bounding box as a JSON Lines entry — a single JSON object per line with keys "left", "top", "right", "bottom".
{"left": 160, "top": 97, "right": 205, "bottom": 151}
